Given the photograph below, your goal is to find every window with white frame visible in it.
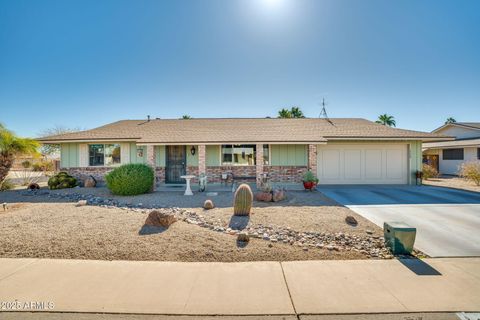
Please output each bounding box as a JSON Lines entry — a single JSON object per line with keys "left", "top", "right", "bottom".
{"left": 442, "top": 148, "right": 464, "bottom": 160}
{"left": 89, "top": 144, "right": 121, "bottom": 166}
{"left": 220, "top": 144, "right": 270, "bottom": 165}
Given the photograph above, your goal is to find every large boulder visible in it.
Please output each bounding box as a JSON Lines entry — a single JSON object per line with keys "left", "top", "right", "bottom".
{"left": 144, "top": 210, "right": 177, "bottom": 228}
{"left": 84, "top": 176, "right": 97, "bottom": 188}
{"left": 255, "top": 192, "right": 273, "bottom": 202}
{"left": 272, "top": 189, "right": 286, "bottom": 202}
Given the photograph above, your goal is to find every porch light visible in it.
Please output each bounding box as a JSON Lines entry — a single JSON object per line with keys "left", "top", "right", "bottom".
{"left": 137, "top": 148, "right": 144, "bottom": 157}
{"left": 190, "top": 146, "right": 196, "bottom": 156}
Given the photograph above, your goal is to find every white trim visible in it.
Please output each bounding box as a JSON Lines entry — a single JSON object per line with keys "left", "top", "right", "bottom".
{"left": 432, "top": 123, "right": 480, "bottom": 134}
{"left": 40, "top": 139, "right": 137, "bottom": 144}
{"left": 325, "top": 137, "right": 453, "bottom": 142}
{"left": 137, "top": 141, "right": 328, "bottom": 146}
{"left": 79, "top": 144, "right": 88, "bottom": 167}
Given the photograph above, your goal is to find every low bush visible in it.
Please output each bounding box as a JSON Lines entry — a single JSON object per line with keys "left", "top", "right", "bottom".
{"left": 0, "top": 179, "right": 14, "bottom": 191}
{"left": 105, "top": 164, "right": 154, "bottom": 196}
{"left": 48, "top": 171, "right": 77, "bottom": 190}
{"left": 459, "top": 161, "right": 480, "bottom": 186}
{"left": 32, "top": 160, "right": 54, "bottom": 172}
{"left": 422, "top": 164, "right": 439, "bottom": 180}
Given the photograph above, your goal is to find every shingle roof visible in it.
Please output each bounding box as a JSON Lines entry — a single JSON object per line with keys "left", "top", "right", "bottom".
{"left": 38, "top": 118, "right": 450, "bottom": 144}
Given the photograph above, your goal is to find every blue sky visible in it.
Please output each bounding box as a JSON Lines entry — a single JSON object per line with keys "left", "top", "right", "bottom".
{"left": 1, "top": 0, "right": 479, "bottom": 137}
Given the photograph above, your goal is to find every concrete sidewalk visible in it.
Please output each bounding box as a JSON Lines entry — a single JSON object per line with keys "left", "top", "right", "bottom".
{"left": 0, "top": 258, "right": 479, "bottom": 315}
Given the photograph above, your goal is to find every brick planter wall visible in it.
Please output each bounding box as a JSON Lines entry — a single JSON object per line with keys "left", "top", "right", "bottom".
{"left": 264, "top": 166, "right": 308, "bottom": 183}
{"left": 63, "top": 167, "right": 114, "bottom": 183}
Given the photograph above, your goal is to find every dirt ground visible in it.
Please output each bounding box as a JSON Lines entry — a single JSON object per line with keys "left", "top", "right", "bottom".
{"left": 423, "top": 176, "right": 480, "bottom": 193}
{"left": 0, "top": 190, "right": 381, "bottom": 261}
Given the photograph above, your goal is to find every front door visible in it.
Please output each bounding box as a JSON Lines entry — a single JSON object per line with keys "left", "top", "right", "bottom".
{"left": 166, "top": 146, "right": 186, "bottom": 184}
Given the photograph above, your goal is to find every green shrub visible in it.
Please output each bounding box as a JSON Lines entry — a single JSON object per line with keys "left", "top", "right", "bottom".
{"left": 0, "top": 179, "right": 14, "bottom": 191}
{"left": 302, "top": 170, "right": 319, "bottom": 183}
{"left": 459, "top": 161, "right": 480, "bottom": 186}
{"left": 422, "top": 164, "right": 439, "bottom": 180}
{"left": 105, "top": 164, "right": 154, "bottom": 196}
{"left": 48, "top": 171, "right": 77, "bottom": 190}
{"left": 32, "top": 160, "right": 54, "bottom": 171}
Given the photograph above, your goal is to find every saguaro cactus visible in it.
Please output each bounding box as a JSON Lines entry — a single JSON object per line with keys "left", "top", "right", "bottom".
{"left": 233, "top": 183, "right": 253, "bottom": 216}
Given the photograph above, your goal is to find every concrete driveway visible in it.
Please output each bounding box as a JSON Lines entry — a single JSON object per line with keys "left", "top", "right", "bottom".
{"left": 318, "top": 185, "right": 480, "bottom": 257}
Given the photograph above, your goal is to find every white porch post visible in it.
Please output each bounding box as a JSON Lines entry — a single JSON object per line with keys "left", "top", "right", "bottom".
{"left": 198, "top": 144, "right": 206, "bottom": 176}
{"left": 146, "top": 145, "right": 157, "bottom": 190}
{"left": 256, "top": 144, "right": 264, "bottom": 188}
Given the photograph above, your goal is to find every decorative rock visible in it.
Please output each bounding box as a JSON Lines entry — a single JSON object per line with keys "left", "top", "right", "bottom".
{"left": 27, "top": 183, "right": 40, "bottom": 190}
{"left": 84, "top": 176, "right": 97, "bottom": 188}
{"left": 76, "top": 200, "right": 87, "bottom": 206}
{"left": 203, "top": 199, "right": 215, "bottom": 210}
{"left": 366, "top": 229, "right": 374, "bottom": 235}
{"left": 237, "top": 232, "right": 250, "bottom": 242}
{"left": 144, "top": 210, "right": 177, "bottom": 228}
{"left": 345, "top": 215, "right": 358, "bottom": 226}
{"left": 255, "top": 192, "right": 273, "bottom": 202}
{"left": 272, "top": 189, "right": 286, "bottom": 202}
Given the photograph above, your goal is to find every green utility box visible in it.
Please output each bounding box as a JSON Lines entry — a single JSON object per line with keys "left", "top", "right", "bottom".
{"left": 384, "top": 221, "right": 416, "bottom": 255}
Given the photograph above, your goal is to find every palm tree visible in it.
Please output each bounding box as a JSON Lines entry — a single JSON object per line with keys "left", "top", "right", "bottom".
{"left": 445, "top": 117, "right": 456, "bottom": 124}
{"left": 277, "top": 108, "right": 292, "bottom": 118}
{"left": 290, "top": 107, "right": 305, "bottom": 118}
{"left": 0, "top": 126, "right": 39, "bottom": 184}
{"left": 181, "top": 115, "right": 191, "bottom": 119}
{"left": 375, "top": 114, "right": 396, "bottom": 127}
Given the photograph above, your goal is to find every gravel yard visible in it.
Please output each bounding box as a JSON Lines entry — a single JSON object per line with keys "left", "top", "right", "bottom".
{"left": 0, "top": 188, "right": 390, "bottom": 262}
{"left": 423, "top": 176, "right": 480, "bottom": 193}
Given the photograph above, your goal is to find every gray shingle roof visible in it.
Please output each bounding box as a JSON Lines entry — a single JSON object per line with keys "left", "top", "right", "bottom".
{"left": 38, "top": 118, "right": 450, "bottom": 144}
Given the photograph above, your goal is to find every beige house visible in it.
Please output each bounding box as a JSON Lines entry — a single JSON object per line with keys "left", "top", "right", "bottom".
{"left": 423, "top": 122, "right": 480, "bottom": 175}
{"left": 39, "top": 118, "right": 448, "bottom": 186}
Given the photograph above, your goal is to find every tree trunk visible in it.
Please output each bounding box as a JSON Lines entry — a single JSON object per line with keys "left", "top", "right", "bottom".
{"left": 0, "top": 153, "right": 14, "bottom": 184}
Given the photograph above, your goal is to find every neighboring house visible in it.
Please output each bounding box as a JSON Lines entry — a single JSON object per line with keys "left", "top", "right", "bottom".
{"left": 423, "top": 122, "right": 480, "bottom": 175}
{"left": 38, "top": 118, "right": 448, "bottom": 186}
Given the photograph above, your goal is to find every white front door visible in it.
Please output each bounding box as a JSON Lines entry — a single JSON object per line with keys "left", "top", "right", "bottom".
{"left": 317, "top": 143, "right": 408, "bottom": 184}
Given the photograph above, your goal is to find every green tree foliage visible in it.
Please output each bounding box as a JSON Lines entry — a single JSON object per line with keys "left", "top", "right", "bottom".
{"left": 375, "top": 114, "right": 396, "bottom": 127}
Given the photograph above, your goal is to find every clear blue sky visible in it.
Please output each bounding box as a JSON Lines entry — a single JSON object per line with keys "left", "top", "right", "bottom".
{"left": 1, "top": 0, "right": 479, "bottom": 137}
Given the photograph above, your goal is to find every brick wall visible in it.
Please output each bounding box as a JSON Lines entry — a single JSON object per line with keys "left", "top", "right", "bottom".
{"left": 264, "top": 166, "right": 308, "bottom": 183}
{"left": 308, "top": 144, "right": 317, "bottom": 176}
{"left": 64, "top": 167, "right": 114, "bottom": 184}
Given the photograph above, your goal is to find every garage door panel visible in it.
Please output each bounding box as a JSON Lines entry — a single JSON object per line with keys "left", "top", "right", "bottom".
{"left": 365, "top": 149, "right": 383, "bottom": 180}
{"left": 317, "top": 144, "right": 408, "bottom": 185}
{"left": 322, "top": 150, "right": 341, "bottom": 179}
{"left": 386, "top": 149, "right": 404, "bottom": 179}
{"left": 344, "top": 150, "right": 362, "bottom": 180}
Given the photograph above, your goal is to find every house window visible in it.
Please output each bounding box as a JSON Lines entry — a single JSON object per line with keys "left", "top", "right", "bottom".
{"left": 89, "top": 144, "right": 121, "bottom": 166}
{"left": 221, "top": 144, "right": 256, "bottom": 165}
{"left": 442, "top": 148, "right": 464, "bottom": 160}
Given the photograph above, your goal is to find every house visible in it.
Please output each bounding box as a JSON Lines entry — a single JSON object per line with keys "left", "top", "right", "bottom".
{"left": 423, "top": 122, "right": 480, "bottom": 175}
{"left": 38, "top": 118, "right": 449, "bottom": 186}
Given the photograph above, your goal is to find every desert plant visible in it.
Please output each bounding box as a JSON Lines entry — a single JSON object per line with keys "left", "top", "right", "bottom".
{"left": 0, "top": 126, "right": 39, "bottom": 184}
{"left": 459, "top": 161, "right": 480, "bottom": 186}
{"left": 32, "top": 160, "right": 54, "bottom": 172}
{"left": 422, "top": 164, "right": 439, "bottom": 180}
{"left": 21, "top": 160, "right": 32, "bottom": 169}
{"left": 105, "top": 163, "right": 154, "bottom": 196}
{"left": 0, "top": 179, "right": 14, "bottom": 191}
{"left": 233, "top": 183, "right": 253, "bottom": 216}
{"left": 48, "top": 171, "right": 77, "bottom": 190}
{"left": 302, "top": 170, "right": 319, "bottom": 183}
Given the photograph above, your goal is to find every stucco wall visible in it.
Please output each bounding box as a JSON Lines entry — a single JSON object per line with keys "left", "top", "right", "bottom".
{"left": 439, "top": 147, "right": 478, "bottom": 175}
{"left": 436, "top": 126, "right": 480, "bottom": 140}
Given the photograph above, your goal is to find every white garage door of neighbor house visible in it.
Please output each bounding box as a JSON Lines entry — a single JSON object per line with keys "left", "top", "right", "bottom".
{"left": 317, "top": 144, "right": 408, "bottom": 184}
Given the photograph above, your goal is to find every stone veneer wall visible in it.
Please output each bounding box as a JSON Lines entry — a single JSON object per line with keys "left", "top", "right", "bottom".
{"left": 64, "top": 164, "right": 307, "bottom": 185}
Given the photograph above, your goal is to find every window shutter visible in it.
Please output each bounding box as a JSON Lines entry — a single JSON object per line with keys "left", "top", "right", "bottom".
{"left": 79, "top": 144, "right": 88, "bottom": 167}
{"left": 121, "top": 143, "right": 130, "bottom": 164}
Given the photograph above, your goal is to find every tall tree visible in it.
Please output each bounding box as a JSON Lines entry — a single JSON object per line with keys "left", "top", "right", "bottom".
{"left": 0, "top": 126, "right": 39, "bottom": 184}
{"left": 277, "top": 108, "right": 292, "bottom": 118}
{"left": 445, "top": 117, "right": 456, "bottom": 124}
{"left": 181, "top": 115, "right": 192, "bottom": 119}
{"left": 375, "top": 114, "right": 396, "bottom": 127}
{"left": 290, "top": 107, "right": 305, "bottom": 118}
{"left": 277, "top": 107, "right": 305, "bottom": 118}
{"left": 38, "top": 125, "right": 81, "bottom": 155}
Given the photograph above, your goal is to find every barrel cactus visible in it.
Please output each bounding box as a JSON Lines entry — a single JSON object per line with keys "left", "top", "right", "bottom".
{"left": 233, "top": 183, "right": 253, "bottom": 216}
{"left": 48, "top": 172, "right": 77, "bottom": 190}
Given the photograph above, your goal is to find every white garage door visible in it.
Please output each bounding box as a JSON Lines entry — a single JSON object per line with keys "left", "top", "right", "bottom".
{"left": 317, "top": 144, "right": 408, "bottom": 184}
